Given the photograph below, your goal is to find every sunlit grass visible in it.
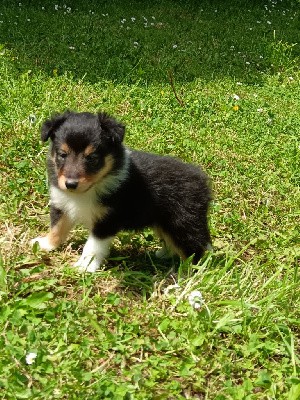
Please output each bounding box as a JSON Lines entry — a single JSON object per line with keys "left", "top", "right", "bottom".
{"left": 0, "top": 0, "right": 299, "bottom": 398}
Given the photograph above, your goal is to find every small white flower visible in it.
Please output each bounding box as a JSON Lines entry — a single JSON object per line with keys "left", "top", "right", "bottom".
{"left": 172, "top": 44, "right": 178, "bottom": 49}
{"left": 188, "top": 290, "right": 204, "bottom": 310}
{"left": 257, "top": 108, "right": 263, "bottom": 113}
{"left": 69, "top": 46, "right": 75, "bottom": 50}
{"left": 133, "top": 41, "right": 139, "bottom": 47}
{"left": 26, "top": 352, "right": 37, "bottom": 365}
{"left": 233, "top": 94, "right": 240, "bottom": 101}
{"left": 164, "top": 283, "right": 180, "bottom": 295}
{"left": 29, "top": 114, "right": 36, "bottom": 124}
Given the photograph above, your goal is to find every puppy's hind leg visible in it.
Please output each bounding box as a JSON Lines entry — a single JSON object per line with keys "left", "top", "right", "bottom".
{"left": 31, "top": 206, "right": 73, "bottom": 251}
{"left": 154, "top": 227, "right": 184, "bottom": 260}
{"left": 178, "top": 219, "right": 212, "bottom": 264}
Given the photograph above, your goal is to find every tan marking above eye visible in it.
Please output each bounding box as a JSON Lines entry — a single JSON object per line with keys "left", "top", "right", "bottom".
{"left": 60, "top": 143, "right": 70, "bottom": 153}
{"left": 84, "top": 144, "right": 96, "bottom": 157}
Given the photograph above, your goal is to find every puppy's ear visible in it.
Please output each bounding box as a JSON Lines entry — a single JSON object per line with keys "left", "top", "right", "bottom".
{"left": 98, "top": 112, "right": 125, "bottom": 144}
{"left": 41, "top": 111, "right": 70, "bottom": 142}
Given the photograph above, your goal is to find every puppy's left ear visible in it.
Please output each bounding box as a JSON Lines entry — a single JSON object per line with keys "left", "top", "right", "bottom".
{"left": 98, "top": 112, "right": 125, "bottom": 144}
{"left": 41, "top": 111, "right": 70, "bottom": 142}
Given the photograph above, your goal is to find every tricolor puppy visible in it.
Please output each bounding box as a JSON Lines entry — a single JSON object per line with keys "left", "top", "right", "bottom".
{"left": 32, "top": 111, "right": 212, "bottom": 272}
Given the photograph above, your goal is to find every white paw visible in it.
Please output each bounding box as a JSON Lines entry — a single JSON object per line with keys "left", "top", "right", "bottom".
{"left": 74, "top": 255, "right": 103, "bottom": 273}
{"left": 73, "top": 235, "right": 112, "bottom": 273}
{"left": 31, "top": 236, "right": 56, "bottom": 252}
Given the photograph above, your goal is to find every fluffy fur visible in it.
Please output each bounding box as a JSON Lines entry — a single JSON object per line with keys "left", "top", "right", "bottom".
{"left": 32, "top": 111, "right": 212, "bottom": 272}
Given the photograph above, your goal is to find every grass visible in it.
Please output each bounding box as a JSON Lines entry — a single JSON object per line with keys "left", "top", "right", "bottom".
{"left": 0, "top": 0, "right": 299, "bottom": 398}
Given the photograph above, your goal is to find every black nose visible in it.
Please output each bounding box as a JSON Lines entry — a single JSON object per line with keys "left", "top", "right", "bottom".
{"left": 65, "top": 180, "right": 79, "bottom": 190}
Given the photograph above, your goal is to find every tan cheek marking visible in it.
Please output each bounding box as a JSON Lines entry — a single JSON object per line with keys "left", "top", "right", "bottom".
{"left": 82, "top": 154, "right": 115, "bottom": 184}
{"left": 58, "top": 174, "right": 67, "bottom": 190}
{"left": 47, "top": 214, "right": 73, "bottom": 248}
{"left": 84, "top": 144, "right": 96, "bottom": 156}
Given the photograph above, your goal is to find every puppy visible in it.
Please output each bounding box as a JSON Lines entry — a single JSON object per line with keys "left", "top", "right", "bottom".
{"left": 32, "top": 111, "right": 212, "bottom": 272}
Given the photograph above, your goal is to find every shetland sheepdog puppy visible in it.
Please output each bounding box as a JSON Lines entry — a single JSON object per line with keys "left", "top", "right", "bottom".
{"left": 32, "top": 111, "right": 212, "bottom": 272}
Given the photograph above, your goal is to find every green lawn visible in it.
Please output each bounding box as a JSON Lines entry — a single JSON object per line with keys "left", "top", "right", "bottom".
{"left": 0, "top": 0, "right": 299, "bottom": 398}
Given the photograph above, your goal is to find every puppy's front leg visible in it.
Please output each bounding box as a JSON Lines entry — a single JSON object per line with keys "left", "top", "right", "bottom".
{"left": 31, "top": 206, "right": 73, "bottom": 251}
{"left": 74, "top": 235, "right": 113, "bottom": 273}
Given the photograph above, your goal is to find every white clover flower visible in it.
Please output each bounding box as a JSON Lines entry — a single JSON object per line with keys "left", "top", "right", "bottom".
{"left": 26, "top": 352, "right": 37, "bottom": 365}
{"left": 29, "top": 114, "right": 36, "bottom": 124}
{"left": 233, "top": 94, "right": 240, "bottom": 101}
{"left": 188, "top": 290, "right": 204, "bottom": 310}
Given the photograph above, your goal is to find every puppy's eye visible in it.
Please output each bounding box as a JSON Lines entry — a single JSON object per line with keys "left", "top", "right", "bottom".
{"left": 58, "top": 152, "right": 68, "bottom": 160}
{"left": 85, "top": 153, "right": 99, "bottom": 162}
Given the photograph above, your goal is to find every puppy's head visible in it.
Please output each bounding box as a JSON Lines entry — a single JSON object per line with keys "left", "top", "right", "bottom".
{"left": 41, "top": 111, "right": 125, "bottom": 192}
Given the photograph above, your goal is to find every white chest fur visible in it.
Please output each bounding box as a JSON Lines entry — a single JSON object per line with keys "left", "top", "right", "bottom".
{"left": 50, "top": 185, "right": 108, "bottom": 228}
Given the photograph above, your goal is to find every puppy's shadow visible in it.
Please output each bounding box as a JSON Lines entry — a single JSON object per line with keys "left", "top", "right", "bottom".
{"left": 69, "top": 231, "right": 180, "bottom": 291}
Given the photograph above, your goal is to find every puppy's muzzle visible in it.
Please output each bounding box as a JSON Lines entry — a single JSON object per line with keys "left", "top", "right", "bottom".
{"left": 65, "top": 179, "right": 79, "bottom": 190}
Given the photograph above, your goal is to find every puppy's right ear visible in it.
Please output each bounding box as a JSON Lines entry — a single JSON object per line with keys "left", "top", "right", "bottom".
{"left": 41, "top": 112, "right": 70, "bottom": 142}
